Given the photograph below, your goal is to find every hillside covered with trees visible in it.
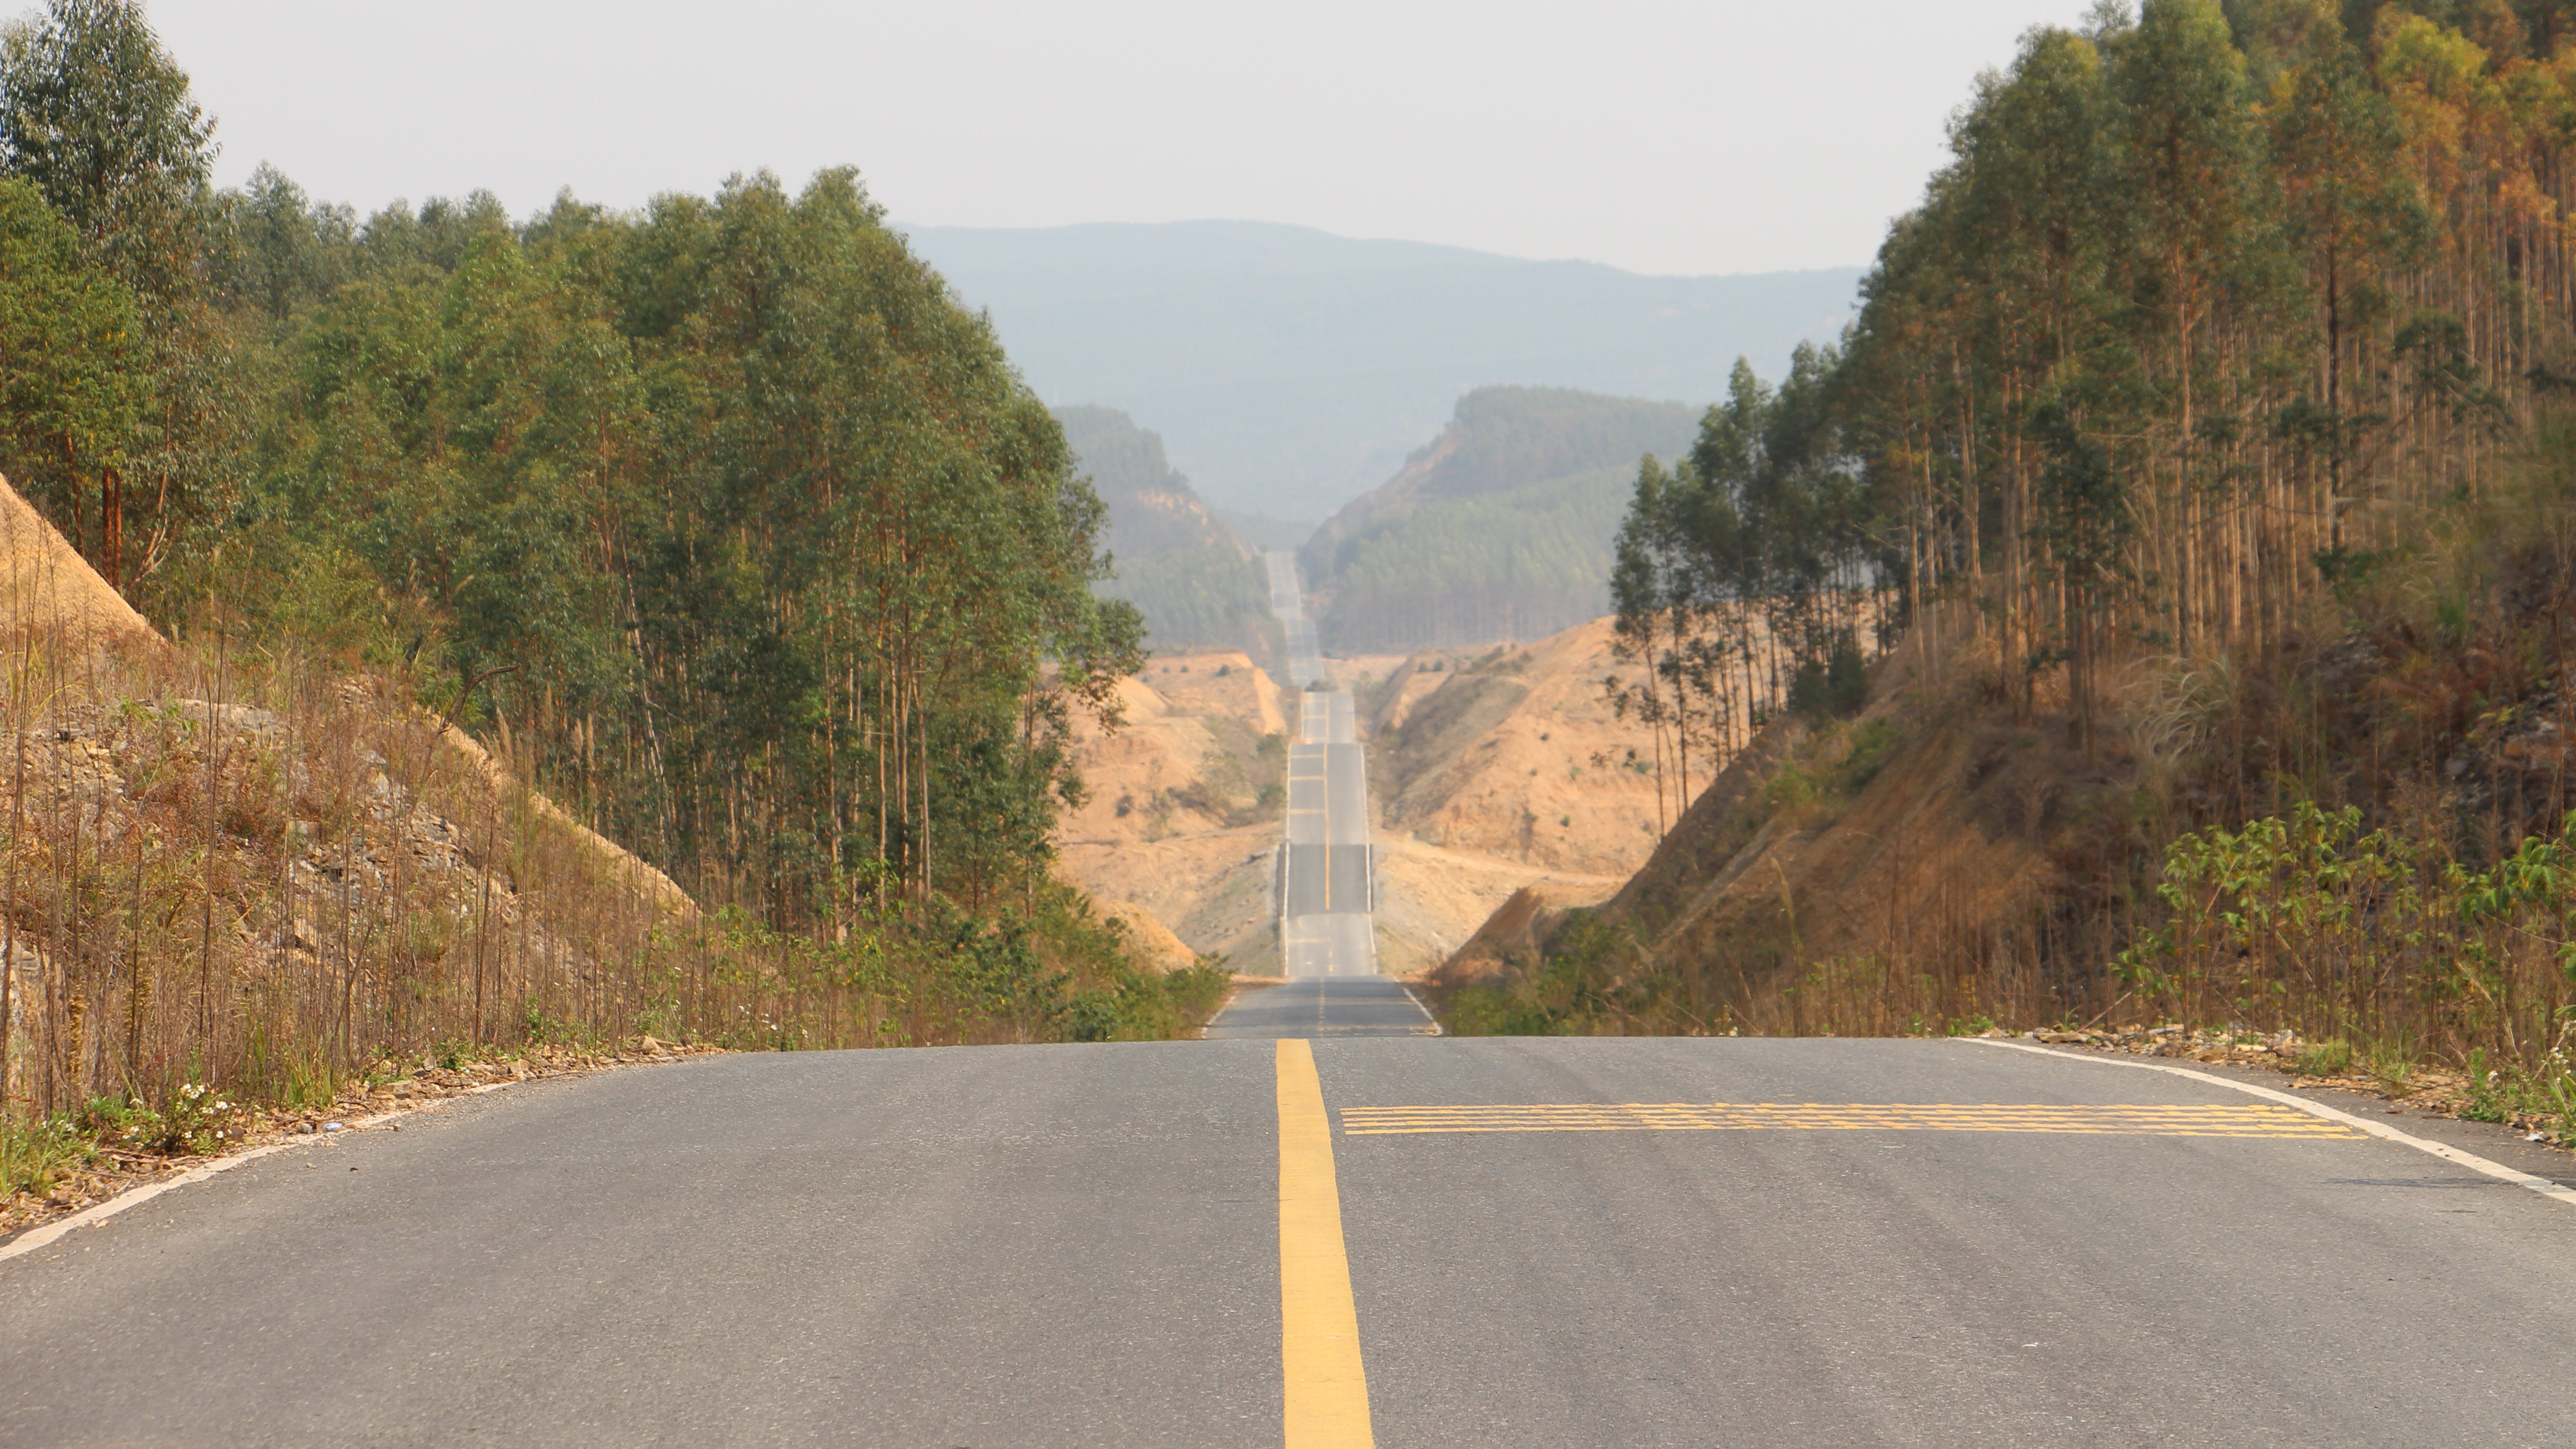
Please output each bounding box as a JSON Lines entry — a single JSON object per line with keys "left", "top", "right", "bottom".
{"left": 1457, "top": 0, "right": 2576, "bottom": 1130}
{"left": 905, "top": 220, "right": 1859, "bottom": 519}
{"left": 0, "top": 0, "right": 1237, "bottom": 1194}
{"left": 1055, "top": 405, "right": 1270, "bottom": 659}
{"left": 1302, "top": 386, "right": 1695, "bottom": 653}
{"left": 0, "top": 0, "right": 1153, "bottom": 928}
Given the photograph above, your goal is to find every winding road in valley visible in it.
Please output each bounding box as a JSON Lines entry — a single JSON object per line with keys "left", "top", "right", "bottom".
{"left": 7, "top": 1035, "right": 2576, "bottom": 1447}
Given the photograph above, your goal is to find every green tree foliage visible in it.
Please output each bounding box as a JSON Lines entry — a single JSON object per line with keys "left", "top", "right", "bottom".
{"left": 0, "top": 2, "right": 1145, "bottom": 948}
{"left": 244, "top": 172, "right": 1143, "bottom": 928}
{"left": 1620, "top": 0, "right": 2576, "bottom": 781}
{"left": 0, "top": 0, "right": 248, "bottom": 596}
{"left": 1054, "top": 404, "right": 1268, "bottom": 654}
{"left": 1608, "top": 349, "right": 1884, "bottom": 828}
{"left": 0, "top": 0, "right": 209, "bottom": 296}
{"left": 0, "top": 174, "right": 139, "bottom": 531}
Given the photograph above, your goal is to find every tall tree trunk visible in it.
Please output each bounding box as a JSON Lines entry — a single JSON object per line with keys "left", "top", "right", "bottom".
{"left": 100, "top": 466, "right": 122, "bottom": 593}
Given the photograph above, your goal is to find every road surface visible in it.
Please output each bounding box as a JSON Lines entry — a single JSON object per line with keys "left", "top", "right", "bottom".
{"left": 8, "top": 1036, "right": 2576, "bottom": 1447}
{"left": 1279, "top": 689, "right": 1375, "bottom": 978}
{"left": 1204, "top": 977, "right": 1437, "bottom": 1039}
{"left": 1266, "top": 550, "right": 1323, "bottom": 687}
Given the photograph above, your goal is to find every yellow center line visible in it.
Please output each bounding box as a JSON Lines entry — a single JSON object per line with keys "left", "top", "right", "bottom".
{"left": 1335, "top": 1102, "right": 2363, "bottom": 1139}
{"left": 1277, "top": 1039, "right": 1373, "bottom": 1449}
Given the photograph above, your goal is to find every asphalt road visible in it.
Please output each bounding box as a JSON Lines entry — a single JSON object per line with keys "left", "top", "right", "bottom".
{"left": 9, "top": 1036, "right": 2575, "bottom": 1448}
{"left": 1266, "top": 550, "right": 1323, "bottom": 687}
{"left": 1205, "top": 978, "right": 1438, "bottom": 1039}
{"left": 1281, "top": 691, "right": 1375, "bottom": 977}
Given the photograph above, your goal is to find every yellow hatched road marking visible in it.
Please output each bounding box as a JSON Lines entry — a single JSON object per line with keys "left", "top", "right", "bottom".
{"left": 1277, "top": 1040, "right": 1373, "bottom": 1448}
{"left": 1336, "top": 1102, "right": 2363, "bottom": 1138}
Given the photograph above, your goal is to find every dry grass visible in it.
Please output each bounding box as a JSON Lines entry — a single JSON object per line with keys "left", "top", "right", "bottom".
{"left": 0, "top": 598, "right": 1224, "bottom": 1220}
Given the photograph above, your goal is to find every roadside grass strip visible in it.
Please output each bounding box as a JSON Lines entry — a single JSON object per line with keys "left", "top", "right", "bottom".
{"left": 1335, "top": 1102, "right": 2364, "bottom": 1137}
{"left": 0, "top": 1080, "right": 520, "bottom": 1266}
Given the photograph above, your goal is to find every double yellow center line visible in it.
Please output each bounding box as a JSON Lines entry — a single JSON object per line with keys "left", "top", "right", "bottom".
{"left": 1338, "top": 1101, "right": 2361, "bottom": 1138}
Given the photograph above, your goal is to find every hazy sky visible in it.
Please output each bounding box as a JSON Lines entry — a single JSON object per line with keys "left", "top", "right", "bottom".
{"left": 146, "top": 0, "right": 2097, "bottom": 278}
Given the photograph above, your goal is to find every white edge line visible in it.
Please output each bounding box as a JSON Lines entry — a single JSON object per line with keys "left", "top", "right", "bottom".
{"left": 0, "top": 1079, "right": 524, "bottom": 1266}
{"left": 1393, "top": 981, "right": 1444, "bottom": 1037}
{"left": 1967, "top": 1037, "right": 2576, "bottom": 1212}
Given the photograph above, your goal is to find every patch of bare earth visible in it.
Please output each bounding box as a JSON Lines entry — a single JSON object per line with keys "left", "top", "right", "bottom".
{"left": 1056, "top": 622, "right": 1670, "bottom": 978}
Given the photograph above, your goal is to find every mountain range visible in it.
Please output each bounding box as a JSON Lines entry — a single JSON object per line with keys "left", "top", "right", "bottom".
{"left": 901, "top": 219, "right": 1860, "bottom": 520}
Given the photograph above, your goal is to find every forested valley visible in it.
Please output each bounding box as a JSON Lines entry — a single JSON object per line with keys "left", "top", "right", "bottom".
{"left": 1453, "top": 0, "right": 2576, "bottom": 1133}
{"left": 1303, "top": 386, "right": 1698, "bottom": 652}
{"left": 0, "top": 0, "right": 1223, "bottom": 1204}
{"left": 1055, "top": 405, "right": 1272, "bottom": 658}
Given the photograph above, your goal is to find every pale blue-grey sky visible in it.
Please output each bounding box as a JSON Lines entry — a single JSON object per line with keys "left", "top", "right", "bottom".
{"left": 144, "top": 0, "right": 2096, "bottom": 278}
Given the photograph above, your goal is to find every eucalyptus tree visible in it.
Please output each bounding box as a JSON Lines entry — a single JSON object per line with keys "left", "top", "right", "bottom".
{"left": 0, "top": 175, "right": 140, "bottom": 540}
{"left": 0, "top": 0, "right": 249, "bottom": 602}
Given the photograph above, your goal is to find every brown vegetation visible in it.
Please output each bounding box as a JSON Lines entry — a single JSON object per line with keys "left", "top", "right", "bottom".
{"left": 0, "top": 477, "right": 1227, "bottom": 1229}
{"left": 1433, "top": 443, "right": 2576, "bottom": 1149}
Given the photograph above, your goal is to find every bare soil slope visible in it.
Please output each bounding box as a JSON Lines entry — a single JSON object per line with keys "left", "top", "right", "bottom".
{"left": 1057, "top": 621, "right": 1672, "bottom": 976}
{"left": 0, "top": 473, "right": 153, "bottom": 644}
{"left": 1055, "top": 653, "right": 1290, "bottom": 972}
{"left": 1436, "top": 608, "right": 2139, "bottom": 1026}
{"left": 1367, "top": 620, "right": 1668, "bottom": 877}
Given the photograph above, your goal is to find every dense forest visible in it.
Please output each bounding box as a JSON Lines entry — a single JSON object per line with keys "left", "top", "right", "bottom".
{"left": 0, "top": 0, "right": 1143, "bottom": 934}
{"left": 1053, "top": 405, "right": 1270, "bottom": 658}
{"left": 1305, "top": 386, "right": 1695, "bottom": 652}
{"left": 1617, "top": 0, "right": 2576, "bottom": 792}
{"left": 1498, "top": 0, "right": 2576, "bottom": 1116}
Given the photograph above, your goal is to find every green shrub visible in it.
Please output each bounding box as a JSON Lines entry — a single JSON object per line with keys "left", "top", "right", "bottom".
{"left": 2296, "top": 1039, "right": 2353, "bottom": 1077}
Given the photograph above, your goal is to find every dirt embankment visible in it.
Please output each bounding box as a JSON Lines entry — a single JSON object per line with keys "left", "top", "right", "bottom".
{"left": 1057, "top": 620, "right": 1679, "bottom": 977}
{"left": 1055, "top": 653, "right": 1290, "bottom": 973}
{"left": 0, "top": 474, "right": 154, "bottom": 646}
{"left": 1431, "top": 606, "right": 2137, "bottom": 1019}
{"left": 1366, "top": 619, "right": 1668, "bottom": 876}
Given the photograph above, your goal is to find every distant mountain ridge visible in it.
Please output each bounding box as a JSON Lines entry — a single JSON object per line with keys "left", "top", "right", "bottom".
{"left": 902, "top": 220, "right": 1859, "bottom": 518}
{"left": 1303, "top": 386, "right": 1698, "bottom": 654}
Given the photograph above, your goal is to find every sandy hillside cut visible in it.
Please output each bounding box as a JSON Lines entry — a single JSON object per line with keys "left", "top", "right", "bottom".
{"left": 0, "top": 472, "right": 693, "bottom": 916}
{"left": 1366, "top": 619, "right": 1669, "bottom": 877}
{"left": 1056, "top": 652, "right": 1290, "bottom": 972}
{"left": 1058, "top": 620, "right": 1681, "bottom": 976}
{"left": 0, "top": 473, "right": 154, "bottom": 644}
